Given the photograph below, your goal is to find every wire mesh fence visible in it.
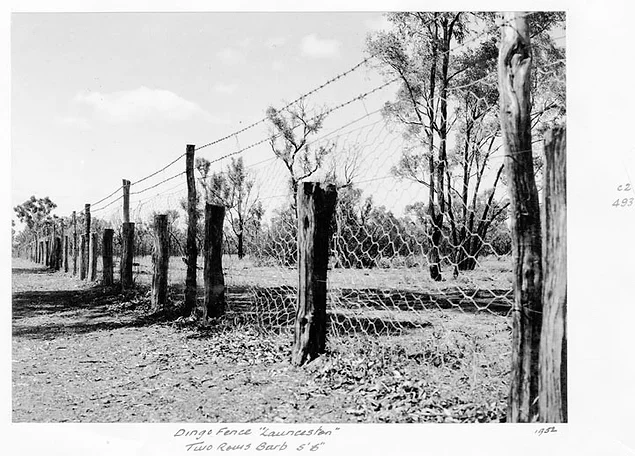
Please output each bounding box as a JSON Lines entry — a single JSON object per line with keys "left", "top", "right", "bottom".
{"left": 14, "top": 11, "right": 565, "bottom": 400}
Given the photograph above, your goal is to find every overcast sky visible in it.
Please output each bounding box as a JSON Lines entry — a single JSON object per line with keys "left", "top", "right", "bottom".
{"left": 12, "top": 12, "right": 399, "bottom": 224}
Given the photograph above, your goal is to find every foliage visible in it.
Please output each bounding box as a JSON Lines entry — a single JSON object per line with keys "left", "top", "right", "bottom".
{"left": 14, "top": 196, "right": 57, "bottom": 231}
{"left": 196, "top": 156, "right": 264, "bottom": 258}
{"left": 266, "top": 100, "right": 333, "bottom": 213}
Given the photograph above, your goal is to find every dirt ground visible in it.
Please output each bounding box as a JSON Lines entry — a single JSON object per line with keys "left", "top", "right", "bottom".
{"left": 12, "top": 258, "right": 511, "bottom": 423}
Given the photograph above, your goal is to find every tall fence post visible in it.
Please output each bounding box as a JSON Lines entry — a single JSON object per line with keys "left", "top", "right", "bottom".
{"left": 54, "top": 236, "right": 62, "bottom": 271}
{"left": 123, "top": 179, "right": 131, "bottom": 223}
{"left": 121, "top": 179, "right": 134, "bottom": 289}
{"left": 59, "top": 220, "right": 65, "bottom": 270}
{"left": 79, "top": 234, "right": 86, "bottom": 280}
{"left": 539, "top": 126, "right": 567, "bottom": 422}
{"left": 184, "top": 144, "right": 198, "bottom": 316}
{"left": 121, "top": 223, "right": 135, "bottom": 289}
{"left": 62, "top": 218, "right": 69, "bottom": 272}
{"left": 45, "top": 235, "right": 50, "bottom": 267}
{"left": 498, "top": 12, "right": 543, "bottom": 423}
{"left": 292, "top": 182, "right": 337, "bottom": 367}
{"left": 89, "top": 232, "right": 98, "bottom": 281}
{"left": 84, "top": 204, "right": 91, "bottom": 281}
{"left": 202, "top": 204, "right": 226, "bottom": 321}
{"left": 72, "top": 211, "right": 78, "bottom": 276}
{"left": 102, "top": 228, "right": 114, "bottom": 286}
{"left": 51, "top": 222, "right": 57, "bottom": 269}
{"left": 151, "top": 214, "right": 170, "bottom": 313}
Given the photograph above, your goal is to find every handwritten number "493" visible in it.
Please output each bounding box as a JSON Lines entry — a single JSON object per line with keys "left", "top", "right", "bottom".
{"left": 612, "top": 198, "right": 634, "bottom": 208}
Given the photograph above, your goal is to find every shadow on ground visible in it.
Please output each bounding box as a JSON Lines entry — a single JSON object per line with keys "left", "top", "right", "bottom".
{"left": 12, "top": 285, "right": 172, "bottom": 341}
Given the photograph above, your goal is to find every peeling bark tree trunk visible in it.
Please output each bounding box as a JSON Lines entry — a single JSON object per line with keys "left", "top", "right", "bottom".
{"left": 539, "top": 126, "right": 567, "bottom": 422}
{"left": 151, "top": 215, "right": 169, "bottom": 313}
{"left": 499, "top": 12, "right": 543, "bottom": 423}
{"left": 202, "top": 204, "right": 226, "bottom": 321}
{"left": 292, "top": 182, "right": 337, "bottom": 366}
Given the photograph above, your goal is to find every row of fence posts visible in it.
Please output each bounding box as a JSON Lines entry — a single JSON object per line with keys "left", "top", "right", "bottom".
{"left": 18, "top": 143, "right": 339, "bottom": 366}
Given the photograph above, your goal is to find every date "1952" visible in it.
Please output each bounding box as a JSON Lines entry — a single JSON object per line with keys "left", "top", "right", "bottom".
{"left": 535, "top": 426, "right": 558, "bottom": 436}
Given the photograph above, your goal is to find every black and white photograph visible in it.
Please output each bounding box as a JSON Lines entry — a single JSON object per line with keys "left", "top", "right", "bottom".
{"left": 4, "top": 3, "right": 635, "bottom": 455}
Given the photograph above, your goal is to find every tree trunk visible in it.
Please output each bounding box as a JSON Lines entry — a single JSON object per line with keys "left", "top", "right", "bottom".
{"left": 237, "top": 231, "right": 244, "bottom": 259}
{"left": 202, "top": 204, "right": 226, "bottom": 321}
{"left": 184, "top": 144, "right": 198, "bottom": 316}
{"left": 292, "top": 182, "right": 337, "bottom": 366}
{"left": 121, "top": 222, "right": 135, "bottom": 289}
{"left": 498, "top": 12, "right": 543, "bottom": 423}
{"left": 102, "top": 229, "right": 114, "bottom": 286}
{"left": 151, "top": 215, "right": 169, "bottom": 313}
{"left": 539, "top": 126, "right": 567, "bottom": 422}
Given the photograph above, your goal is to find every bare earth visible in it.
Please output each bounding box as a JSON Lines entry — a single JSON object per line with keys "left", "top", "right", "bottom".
{"left": 12, "top": 258, "right": 511, "bottom": 423}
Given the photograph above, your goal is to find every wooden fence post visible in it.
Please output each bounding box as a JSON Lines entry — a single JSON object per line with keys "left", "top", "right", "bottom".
{"left": 123, "top": 179, "right": 131, "bottom": 223}
{"left": 79, "top": 234, "right": 86, "bottom": 280}
{"left": 72, "top": 211, "right": 78, "bottom": 276}
{"left": 151, "top": 215, "right": 170, "bottom": 312}
{"left": 60, "top": 220, "right": 65, "bottom": 270}
{"left": 102, "top": 229, "right": 114, "bottom": 286}
{"left": 51, "top": 222, "right": 57, "bottom": 268}
{"left": 292, "top": 182, "right": 337, "bottom": 367}
{"left": 89, "top": 232, "right": 98, "bottom": 281}
{"left": 121, "top": 222, "right": 135, "bottom": 289}
{"left": 498, "top": 12, "right": 543, "bottom": 422}
{"left": 202, "top": 204, "right": 226, "bottom": 321}
{"left": 63, "top": 235, "right": 69, "bottom": 273}
{"left": 84, "top": 204, "right": 91, "bottom": 281}
{"left": 120, "top": 180, "right": 134, "bottom": 289}
{"left": 54, "top": 236, "right": 62, "bottom": 271}
{"left": 45, "top": 238, "right": 50, "bottom": 267}
{"left": 539, "top": 126, "right": 567, "bottom": 422}
{"left": 184, "top": 144, "right": 198, "bottom": 316}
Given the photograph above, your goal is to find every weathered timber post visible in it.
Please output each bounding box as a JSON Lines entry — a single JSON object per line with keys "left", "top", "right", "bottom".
{"left": 84, "top": 204, "right": 91, "bottom": 281}
{"left": 59, "top": 220, "right": 65, "bottom": 270}
{"left": 63, "top": 235, "right": 69, "bottom": 273}
{"left": 499, "top": 12, "right": 543, "bottom": 422}
{"left": 72, "top": 211, "right": 78, "bottom": 275}
{"left": 539, "top": 126, "right": 567, "bottom": 422}
{"left": 53, "top": 236, "right": 62, "bottom": 271}
{"left": 89, "top": 232, "right": 98, "bottom": 281}
{"left": 184, "top": 144, "right": 198, "bottom": 317}
{"left": 45, "top": 238, "right": 51, "bottom": 267}
{"left": 121, "top": 222, "right": 135, "bottom": 289}
{"left": 102, "top": 229, "right": 114, "bottom": 286}
{"left": 292, "top": 182, "right": 337, "bottom": 367}
{"left": 151, "top": 215, "right": 170, "bottom": 312}
{"left": 50, "top": 222, "right": 57, "bottom": 268}
{"left": 123, "top": 179, "right": 131, "bottom": 223}
{"left": 121, "top": 180, "right": 134, "bottom": 289}
{"left": 79, "top": 234, "right": 87, "bottom": 279}
{"left": 202, "top": 204, "right": 226, "bottom": 322}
